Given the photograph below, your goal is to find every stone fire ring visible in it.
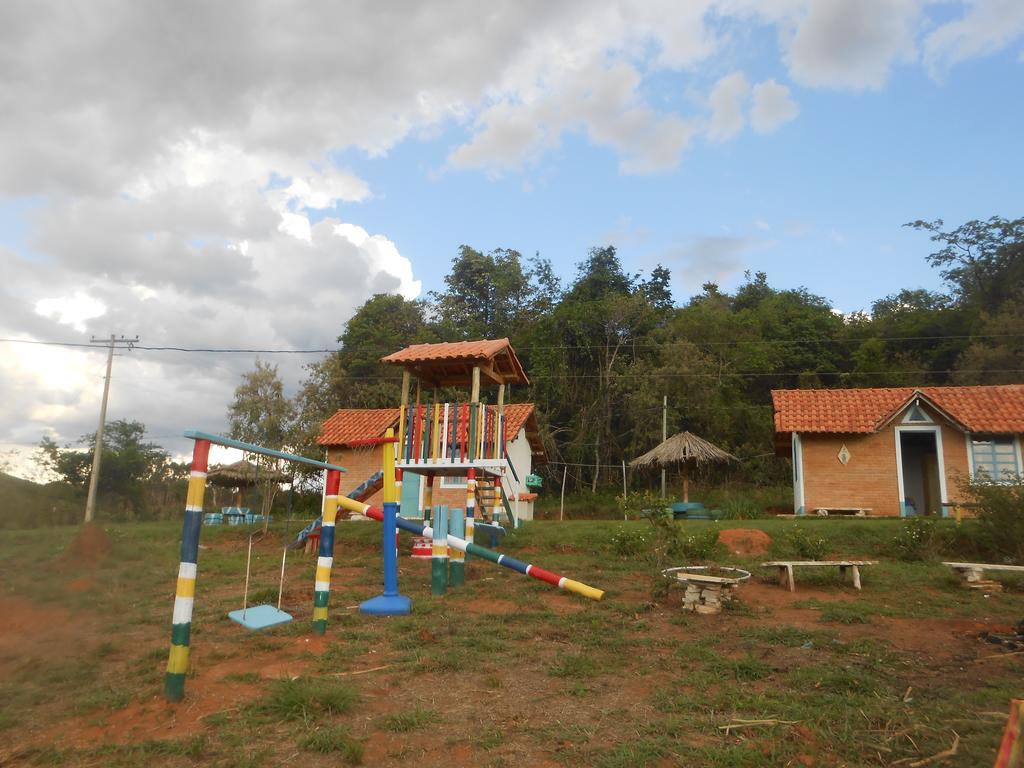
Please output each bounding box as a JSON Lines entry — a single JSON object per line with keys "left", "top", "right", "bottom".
{"left": 661, "top": 566, "right": 751, "bottom": 614}
{"left": 662, "top": 566, "right": 751, "bottom": 584}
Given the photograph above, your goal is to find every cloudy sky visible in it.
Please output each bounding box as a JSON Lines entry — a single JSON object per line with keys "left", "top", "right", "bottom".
{"left": 2, "top": 0, "right": 1022, "bottom": 474}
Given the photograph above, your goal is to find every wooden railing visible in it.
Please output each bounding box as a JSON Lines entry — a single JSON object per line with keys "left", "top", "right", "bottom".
{"left": 396, "top": 402, "right": 506, "bottom": 464}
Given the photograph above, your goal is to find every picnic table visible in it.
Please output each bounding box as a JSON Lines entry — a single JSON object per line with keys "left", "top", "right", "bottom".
{"left": 761, "top": 560, "right": 877, "bottom": 593}
{"left": 943, "top": 561, "right": 1024, "bottom": 591}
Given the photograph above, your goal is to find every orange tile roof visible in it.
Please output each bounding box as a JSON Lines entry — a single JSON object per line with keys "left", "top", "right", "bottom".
{"left": 381, "top": 339, "right": 511, "bottom": 364}
{"left": 379, "top": 338, "right": 529, "bottom": 386}
{"left": 318, "top": 403, "right": 539, "bottom": 446}
{"left": 317, "top": 409, "right": 400, "bottom": 446}
{"left": 772, "top": 384, "right": 1024, "bottom": 435}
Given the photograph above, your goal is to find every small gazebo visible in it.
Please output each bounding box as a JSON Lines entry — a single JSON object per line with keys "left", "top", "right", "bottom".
{"left": 206, "top": 460, "right": 290, "bottom": 511}
{"left": 630, "top": 431, "right": 737, "bottom": 503}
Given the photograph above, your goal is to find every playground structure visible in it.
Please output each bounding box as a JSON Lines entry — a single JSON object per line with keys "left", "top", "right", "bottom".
{"left": 164, "top": 340, "right": 605, "bottom": 702}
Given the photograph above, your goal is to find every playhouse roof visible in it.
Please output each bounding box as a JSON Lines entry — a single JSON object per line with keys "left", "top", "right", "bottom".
{"left": 379, "top": 338, "right": 529, "bottom": 387}
{"left": 318, "top": 403, "right": 545, "bottom": 461}
{"left": 772, "top": 384, "right": 1024, "bottom": 435}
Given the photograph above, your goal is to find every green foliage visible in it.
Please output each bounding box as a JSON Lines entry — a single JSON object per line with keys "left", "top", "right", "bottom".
{"left": 298, "top": 725, "right": 363, "bottom": 763}
{"left": 250, "top": 678, "right": 359, "bottom": 722}
{"left": 33, "top": 420, "right": 179, "bottom": 520}
{"left": 890, "top": 516, "right": 942, "bottom": 561}
{"left": 963, "top": 475, "right": 1024, "bottom": 563}
{"left": 719, "top": 498, "right": 763, "bottom": 519}
{"left": 608, "top": 526, "right": 649, "bottom": 557}
{"left": 618, "top": 489, "right": 666, "bottom": 521}
{"left": 784, "top": 525, "right": 829, "bottom": 560}
{"left": 378, "top": 706, "right": 436, "bottom": 732}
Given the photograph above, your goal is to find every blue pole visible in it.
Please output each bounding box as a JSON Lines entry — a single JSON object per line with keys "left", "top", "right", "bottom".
{"left": 359, "top": 500, "right": 412, "bottom": 615}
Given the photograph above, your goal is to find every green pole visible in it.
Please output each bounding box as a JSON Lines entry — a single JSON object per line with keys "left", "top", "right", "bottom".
{"left": 431, "top": 505, "right": 448, "bottom": 595}
{"left": 449, "top": 506, "right": 465, "bottom": 587}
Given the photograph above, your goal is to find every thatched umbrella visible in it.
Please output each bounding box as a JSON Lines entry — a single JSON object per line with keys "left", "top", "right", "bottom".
{"left": 207, "top": 460, "right": 290, "bottom": 508}
{"left": 629, "top": 431, "right": 737, "bottom": 502}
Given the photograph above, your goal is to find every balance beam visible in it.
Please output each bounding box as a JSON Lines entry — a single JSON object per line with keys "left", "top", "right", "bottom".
{"left": 184, "top": 430, "right": 346, "bottom": 473}
{"left": 336, "top": 495, "right": 604, "bottom": 601}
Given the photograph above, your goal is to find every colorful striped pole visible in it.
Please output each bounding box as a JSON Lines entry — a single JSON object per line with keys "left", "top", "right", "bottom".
{"left": 165, "top": 438, "right": 210, "bottom": 702}
{"left": 431, "top": 505, "right": 448, "bottom": 595}
{"left": 492, "top": 476, "right": 503, "bottom": 527}
{"left": 312, "top": 469, "right": 341, "bottom": 634}
{"left": 359, "top": 428, "right": 412, "bottom": 615}
{"left": 335, "top": 495, "right": 604, "bottom": 601}
{"left": 422, "top": 472, "right": 433, "bottom": 524}
{"left": 465, "top": 468, "right": 476, "bottom": 561}
{"left": 449, "top": 506, "right": 465, "bottom": 587}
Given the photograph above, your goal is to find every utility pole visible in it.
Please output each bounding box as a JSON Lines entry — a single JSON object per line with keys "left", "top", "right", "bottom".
{"left": 661, "top": 395, "right": 667, "bottom": 499}
{"left": 84, "top": 334, "right": 138, "bottom": 524}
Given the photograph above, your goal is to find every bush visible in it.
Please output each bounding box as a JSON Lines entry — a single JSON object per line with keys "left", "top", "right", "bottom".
{"left": 618, "top": 489, "right": 668, "bottom": 521}
{"left": 890, "top": 516, "right": 942, "bottom": 561}
{"left": 719, "top": 498, "right": 764, "bottom": 520}
{"left": 963, "top": 476, "right": 1024, "bottom": 563}
{"left": 675, "top": 528, "right": 722, "bottom": 561}
{"left": 608, "top": 526, "right": 649, "bottom": 557}
{"left": 784, "top": 525, "right": 828, "bottom": 560}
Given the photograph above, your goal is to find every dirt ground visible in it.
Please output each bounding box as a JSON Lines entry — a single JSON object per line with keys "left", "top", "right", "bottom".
{"left": 1, "top": 520, "right": 1022, "bottom": 767}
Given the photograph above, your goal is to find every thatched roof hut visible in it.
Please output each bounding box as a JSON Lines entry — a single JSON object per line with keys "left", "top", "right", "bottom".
{"left": 206, "top": 460, "right": 291, "bottom": 488}
{"left": 630, "top": 431, "right": 737, "bottom": 502}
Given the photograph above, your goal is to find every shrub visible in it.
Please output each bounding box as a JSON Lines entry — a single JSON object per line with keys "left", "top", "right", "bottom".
{"left": 608, "top": 526, "right": 649, "bottom": 557}
{"left": 719, "top": 498, "right": 764, "bottom": 520}
{"left": 619, "top": 489, "right": 668, "bottom": 521}
{"left": 675, "top": 529, "right": 722, "bottom": 561}
{"left": 784, "top": 525, "right": 828, "bottom": 560}
{"left": 963, "top": 476, "right": 1024, "bottom": 563}
{"left": 890, "top": 516, "right": 942, "bottom": 561}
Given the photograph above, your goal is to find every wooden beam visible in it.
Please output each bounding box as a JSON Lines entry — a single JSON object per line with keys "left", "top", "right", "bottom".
{"left": 471, "top": 366, "right": 481, "bottom": 403}
{"left": 476, "top": 359, "right": 502, "bottom": 385}
{"left": 400, "top": 370, "right": 411, "bottom": 407}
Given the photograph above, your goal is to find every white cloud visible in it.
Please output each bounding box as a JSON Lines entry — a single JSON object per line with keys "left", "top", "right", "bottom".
{"left": 783, "top": 0, "right": 921, "bottom": 90}
{"left": 751, "top": 79, "right": 800, "bottom": 132}
{"left": 923, "top": 0, "right": 1024, "bottom": 75}
{"left": 665, "top": 235, "right": 776, "bottom": 288}
{"left": 707, "top": 72, "right": 751, "bottom": 142}
{"left": 34, "top": 292, "right": 107, "bottom": 332}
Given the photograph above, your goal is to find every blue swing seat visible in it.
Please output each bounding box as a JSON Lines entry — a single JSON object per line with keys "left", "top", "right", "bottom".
{"left": 228, "top": 604, "right": 293, "bottom": 630}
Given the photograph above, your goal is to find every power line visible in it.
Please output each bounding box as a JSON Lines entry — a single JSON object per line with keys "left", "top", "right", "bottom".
{"left": 2, "top": 332, "right": 1023, "bottom": 354}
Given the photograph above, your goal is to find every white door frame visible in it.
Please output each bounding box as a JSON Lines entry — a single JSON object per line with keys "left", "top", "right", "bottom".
{"left": 792, "top": 432, "right": 805, "bottom": 514}
{"left": 895, "top": 425, "right": 947, "bottom": 517}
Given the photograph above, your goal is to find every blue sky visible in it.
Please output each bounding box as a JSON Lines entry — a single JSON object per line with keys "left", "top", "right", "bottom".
{"left": 0, "top": 0, "right": 1022, "bottom": 466}
{"left": 326, "top": 44, "right": 1022, "bottom": 312}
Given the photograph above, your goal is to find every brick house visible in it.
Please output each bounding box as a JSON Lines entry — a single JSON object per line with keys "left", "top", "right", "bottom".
{"left": 772, "top": 385, "right": 1024, "bottom": 516}
{"left": 318, "top": 403, "right": 545, "bottom": 520}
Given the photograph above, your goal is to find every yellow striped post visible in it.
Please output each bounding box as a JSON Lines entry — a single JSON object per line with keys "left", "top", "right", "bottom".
{"left": 312, "top": 470, "right": 341, "bottom": 634}
{"left": 165, "top": 438, "right": 210, "bottom": 702}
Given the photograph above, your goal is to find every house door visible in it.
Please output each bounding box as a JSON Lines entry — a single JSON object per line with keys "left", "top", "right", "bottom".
{"left": 898, "top": 431, "right": 943, "bottom": 516}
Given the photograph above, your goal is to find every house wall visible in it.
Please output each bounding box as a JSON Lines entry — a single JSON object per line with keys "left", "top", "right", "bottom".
{"left": 326, "top": 445, "right": 387, "bottom": 507}
{"left": 799, "top": 418, "right": 971, "bottom": 516}
{"left": 325, "top": 427, "right": 536, "bottom": 521}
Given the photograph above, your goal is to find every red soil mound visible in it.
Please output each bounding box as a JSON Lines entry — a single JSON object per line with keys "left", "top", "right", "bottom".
{"left": 718, "top": 528, "right": 772, "bottom": 556}
{"left": 60, "top": 523, "right": 113, "bottom": 567}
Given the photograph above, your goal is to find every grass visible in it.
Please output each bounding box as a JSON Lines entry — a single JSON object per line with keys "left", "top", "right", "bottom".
{"left": 2, "top": 516, "right": 1023, "bottom": 767}
{"left": 297, "top": 725, "right": 364, "bottom": 762}
{"left": 249, "top": 677, "right": 359, "bottom": 721}
{"left": 378, "top": 706, "right": 437, "bottom": 732}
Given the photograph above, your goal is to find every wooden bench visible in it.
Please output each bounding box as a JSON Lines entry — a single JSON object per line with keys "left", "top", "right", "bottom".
{"left": 762, "top": 560, "right": 878, "bottom": 593}
{"left": 943, "top": 562, "right": 1024, "bottom": 591}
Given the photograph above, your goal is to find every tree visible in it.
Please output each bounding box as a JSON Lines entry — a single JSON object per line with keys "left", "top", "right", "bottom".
{"left": 227, "top": 361, "right": 297, "bottom": 527}
{"left": 906, "top": 216, "right": 1024, "bottom": 311}
{"left": 35, "top": 420, "right": 170, "bottom": 518}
